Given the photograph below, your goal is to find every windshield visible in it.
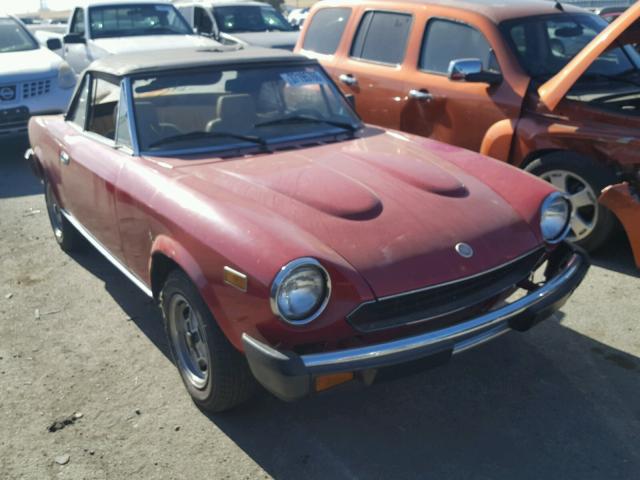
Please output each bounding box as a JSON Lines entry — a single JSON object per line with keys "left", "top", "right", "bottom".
{"left": 132, "top": 64, "right": 361, "bottom": 154}
{"left": 0, "top": 18, "right": 39, "bottom": 53}
{"left": 501, "top": 13, "right": 640, "bottom": 83}
{"left": 213, "top": 5, "right": 293, "bottom": 33}
{"left": 89, "top": 4, "right": 192, "bottom": 39}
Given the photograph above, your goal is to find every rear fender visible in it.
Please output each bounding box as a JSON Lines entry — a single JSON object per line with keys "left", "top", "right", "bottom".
{"left": 599, "top": 182, "right": 640, "bottom": 268}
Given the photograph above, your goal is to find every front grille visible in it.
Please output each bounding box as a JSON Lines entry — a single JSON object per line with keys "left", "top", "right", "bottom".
{"left": 22, "top": 79, "right": 51, "bottom": 99}
{"left": 0, "top": 106, "right": 29, "bottom": 134}
{"left": 348, "top": 248, "right": 545, "bottom": 333}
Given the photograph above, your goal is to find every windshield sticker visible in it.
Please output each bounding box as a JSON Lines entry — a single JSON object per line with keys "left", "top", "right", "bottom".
{"left": 280, "top": 71, "right": 327, "bottom": 87}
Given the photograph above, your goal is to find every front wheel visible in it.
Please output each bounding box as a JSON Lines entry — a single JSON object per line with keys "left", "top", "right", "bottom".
{"left": 44, "top": 181, "right": 80, "bottom": 252}
{"left": 526, "top": 153, "right": 618, "bottom": 252}
{"left": 161, "top": 270, "right": 257, "bottom": 412}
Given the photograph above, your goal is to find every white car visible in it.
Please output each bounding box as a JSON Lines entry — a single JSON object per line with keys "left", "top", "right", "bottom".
{"left": 287, "top": 8, "right": 309, "bottom": 28}
{"left": 0, "top": 15, "right": 76, "bottom": 138}
{"left": 177, "top": 1, "right": 299, "bottom": 50}
{"left": 61, "top": 1, "right": 222, "bottom": 74}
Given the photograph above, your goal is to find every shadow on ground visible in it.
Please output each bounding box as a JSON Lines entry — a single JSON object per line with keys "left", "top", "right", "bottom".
{"left": 67, "top": 241, "right": 640, "bottom": 480}
{"left": 0, "top": 137, "right": 42, "bottom": 199}
{"left": 590, "top": 231, "right": 639, "bottom": 278}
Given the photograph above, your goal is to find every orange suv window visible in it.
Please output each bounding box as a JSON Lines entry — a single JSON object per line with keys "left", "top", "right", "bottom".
{"left": 420, "top": 19, "right": 500, "bottom": 74}
{"left": 302, "top": 7, "right": 352, "bottom": 55}
{"left": 350, "top": 11, "right": 412, "bottom": 65}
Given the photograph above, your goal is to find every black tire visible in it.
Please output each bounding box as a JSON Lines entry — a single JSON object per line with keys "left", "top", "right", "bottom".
{"left": 160, "top": 270, "right": 257, "bottom": 412}
{"left": 44, "top": 181, "right": 81, "bottom": 252}
{"left": 526, "top": 152, "right": 618, "bottom": 252}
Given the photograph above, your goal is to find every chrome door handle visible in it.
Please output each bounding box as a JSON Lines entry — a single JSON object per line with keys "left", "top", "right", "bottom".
{"left": 409, "top": 89, "right": 433, "bottom": 101}
{"left": 59, "top": 151, "right": 70, "bottom": 165}
{"left": 339, "top": 74, "right": 358, "bottom": 86}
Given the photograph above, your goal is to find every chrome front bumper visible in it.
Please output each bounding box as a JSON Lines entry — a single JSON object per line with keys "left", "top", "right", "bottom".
{"left": 243, "top": 244, "right": 590, "bottom": 401}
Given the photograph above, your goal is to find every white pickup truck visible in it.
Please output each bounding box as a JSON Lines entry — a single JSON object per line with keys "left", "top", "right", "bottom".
{"left": 60, "top": 1, "right": 221, "bottom": 73}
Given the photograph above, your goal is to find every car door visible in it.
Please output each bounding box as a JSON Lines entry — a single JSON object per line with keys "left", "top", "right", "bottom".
{"left": 401, "top": 17, "right": 522, "bottom": 152}
{"left": 64, "top": 7, "right": 90, "bottom": 73}
{"left": 60, "top": 73, "right": 129, "bottom": 261}
{"left": 330, "top": 10, "right": 413, "bottom": 128}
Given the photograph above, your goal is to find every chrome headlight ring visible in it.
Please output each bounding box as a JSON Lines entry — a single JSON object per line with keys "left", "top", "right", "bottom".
{"left": 540, "top": 191, "right": 572, "bottom": 244}
{"left": 270, "top": 257, "right": 332, "bottom": 326}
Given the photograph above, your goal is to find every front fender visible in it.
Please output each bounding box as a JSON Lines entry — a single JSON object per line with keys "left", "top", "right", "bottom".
{"left": 599, "top": 182, "right": 640, "bottom": 268}
{"left": 479, "top": 119, "right": 517, "bottom": 162}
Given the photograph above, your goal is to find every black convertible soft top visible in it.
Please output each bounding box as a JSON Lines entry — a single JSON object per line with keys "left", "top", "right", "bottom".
{"left": 88, "top": 46, "right": 313, "bottom": 77}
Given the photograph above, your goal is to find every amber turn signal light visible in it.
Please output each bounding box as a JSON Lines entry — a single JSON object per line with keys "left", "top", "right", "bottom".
{"left": 223, "top": 266, "right": 248, "bottom": 292}
{"left": 314, "top": 372, "right": 354, "bottom": 392}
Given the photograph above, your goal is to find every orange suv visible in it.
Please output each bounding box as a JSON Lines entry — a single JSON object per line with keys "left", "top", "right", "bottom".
{"left": 295, "top": 0, "right": 640, "bottom": 266}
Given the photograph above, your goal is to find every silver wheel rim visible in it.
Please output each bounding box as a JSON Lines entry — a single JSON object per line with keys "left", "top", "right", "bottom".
{"left": 540, "top": 169, "right": 599, "bottom": 242}
{"left": 168, "top": 294, "right": 210, "bottom": 390}
{"left": 45, "top": 184, "right": 64, "bottom": 242}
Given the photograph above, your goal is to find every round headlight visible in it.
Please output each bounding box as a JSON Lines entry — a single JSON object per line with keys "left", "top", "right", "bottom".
{"left": 540, "top": 192, "right": 571, "bottom": 243}
{"left": 270, "top": 258, "right": 331, "bottom": 325}
{"left": 57, "top": 62, "right": 77, "bottom": 90}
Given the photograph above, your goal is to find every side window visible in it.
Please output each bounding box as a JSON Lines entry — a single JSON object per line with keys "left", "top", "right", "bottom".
{"left": 115, "top": 87, "right": 132, "bottom": 148}
{"left": 302, "top": 8, "right": 352, "bottom": 55}
{"left": 350, "top": 11, "right": 412, "bottom": 65}
{"left": 87, "top": 77, "right": 121, "bottom": 141}
{"left": 420, "top": 19, "right": 500, "bottom": 74}
{"left": 68, "top": 75, "right": 90, "bottom": 128}
{"left": 194, "top": 7, "right": 214, "bottom": 35}
{"left": 70, "top": 8, "right": 85, "bottom": 35}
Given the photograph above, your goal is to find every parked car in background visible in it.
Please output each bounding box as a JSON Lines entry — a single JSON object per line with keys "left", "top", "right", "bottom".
{"left": 177, "top": 1, "right": 299, "bottom": 50}
{"left": 0, "top": 14, "right": 75, "bottom": 138}
{"left": 26, "top": 46, "right": 589, "bottom": 411}
{"left": 60, "top": 1, "right": 221, "bottom": 73}
{"left": 288, "top": 7, "right": 309, "bottom": 28}
{"left": 297, "top": 0, "right": 640, "bottom": 267}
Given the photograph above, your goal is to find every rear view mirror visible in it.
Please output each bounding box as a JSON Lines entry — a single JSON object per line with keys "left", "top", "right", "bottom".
{"left": 63, "top": 33, "right": 85, "bottom": 44}
{"left": 448, "top": 58, "right": 502, "bottom": 85}
{"left": 47, "top": 38, "right": 62, "bottom": 50}
{"left": 556, "top": 26, "right": 583, "bottom": 38}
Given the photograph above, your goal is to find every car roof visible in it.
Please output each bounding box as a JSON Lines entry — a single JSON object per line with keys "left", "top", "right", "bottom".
{"left": 84, "top": 0, "right": 175, "bottom": 8}
{"left": 88, "top": 46, "right": 313, "bottom": 77}
{"left": 320, "top": 0, "right": 586, "bottom": 23}
{"left": 176, "top": 1, "right": 271, "bottom": 7}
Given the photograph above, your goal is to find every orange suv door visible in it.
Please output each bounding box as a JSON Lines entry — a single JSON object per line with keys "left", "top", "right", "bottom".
{"left": 329, "top": 10, "right": 414, "bottom": 128}
{"left": 402, "top": 18, "right": 522, "bottom": 152}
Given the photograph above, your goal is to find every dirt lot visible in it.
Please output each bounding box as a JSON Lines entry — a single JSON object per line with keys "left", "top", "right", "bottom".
{"left": 1, "top": 138, "right": 639, "bottom": 480}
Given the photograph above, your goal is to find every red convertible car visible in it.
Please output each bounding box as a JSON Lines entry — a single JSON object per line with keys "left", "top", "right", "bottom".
{"left": 26, "top": 47, "right": 589, "bottom": 411}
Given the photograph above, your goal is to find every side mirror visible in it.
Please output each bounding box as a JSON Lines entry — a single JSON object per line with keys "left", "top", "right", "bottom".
{"left": 63, "top": 33, "right": 86, "bottom": 44}
{"left": 448, "top": 58, "right": 502, "bottom": 85}
{"left": 46, "top": 38, "right": 63, "bottom": 50}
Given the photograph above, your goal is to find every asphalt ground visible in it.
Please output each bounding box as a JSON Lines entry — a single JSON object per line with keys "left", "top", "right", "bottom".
{"left": 0, "top": 138, "right": 638, "bottom": 479}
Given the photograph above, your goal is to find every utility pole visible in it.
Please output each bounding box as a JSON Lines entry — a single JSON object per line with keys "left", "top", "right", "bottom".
{"left": 40, "top": 0, "right": 49, "bottom": 11}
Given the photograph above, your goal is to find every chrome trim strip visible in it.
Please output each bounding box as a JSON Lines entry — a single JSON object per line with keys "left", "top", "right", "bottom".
{"left": 300, "top": 253, "right": 581, "bottom": 370}
{"left": 60, "top": 210, "right": 153, "bottom": 298}
{"left": 123, "top": 77, "right": 140, "bottom": 156}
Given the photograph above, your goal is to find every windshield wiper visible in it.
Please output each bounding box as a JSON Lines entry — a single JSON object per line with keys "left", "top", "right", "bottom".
{"left": 148, "top": 131, "right": 268, "bottom": 150}
{"left": 255, "top": 114, "right": 360, "bottom": 132}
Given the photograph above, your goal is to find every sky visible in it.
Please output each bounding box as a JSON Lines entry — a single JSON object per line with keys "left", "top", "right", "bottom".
{"left": 1, "top": 0, "right": 102, "bottom": 14}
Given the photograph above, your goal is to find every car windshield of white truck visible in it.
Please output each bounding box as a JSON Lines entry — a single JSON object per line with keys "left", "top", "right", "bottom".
{"left": 213, "top": 5, "right": 294, "bottom": 33}
{"left": 132, "top": 64, "right": 361, "bottom": 154}
{"left": 0, "top": 18, "right": 38, "bottom": 53}
{"left": 89, "top": 4, "right": 192, "bottom": 39}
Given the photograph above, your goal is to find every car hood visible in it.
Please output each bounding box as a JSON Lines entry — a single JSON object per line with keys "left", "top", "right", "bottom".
{"left": 539, "top": 1, "right": 640, "bottom": 110}
{"left": 226, "top": 31, "right": 299, "bottom": 49}
{"left": 91, "top": 35, "right": 220, "bottom": 55}
{"left": 165, "top": 131, "right": 548, "bottom": 297}
{"left": 0, "top": 47, "right": 63, "bottom": 81}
